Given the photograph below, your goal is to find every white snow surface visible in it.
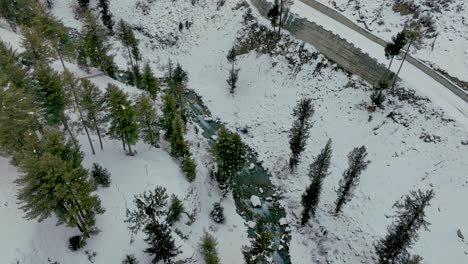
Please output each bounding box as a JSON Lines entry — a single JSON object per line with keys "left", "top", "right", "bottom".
{"left": 250, "top": 195, "right": 262, "bottom": 208}
{"left": 1, "top": 0, "right": 468, "bottom": 264}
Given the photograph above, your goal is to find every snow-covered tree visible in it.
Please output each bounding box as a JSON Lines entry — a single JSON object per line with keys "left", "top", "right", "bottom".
{"left": 334, "top": 146, "right": 370, "bottom": 216}
{"left": 97, "top": 0, "right": 114, "bottom": 33}
{"left": 242, "top": 225, "right": 275, "bottom": 264}
{"left": 289, "top": 98, "right": 314, "bottom": 170}
{"left": 301, "top": 139, "right": 332, "bottom": 225}
{"left": 375, "top": 190, "right": 434, "bottom": 264}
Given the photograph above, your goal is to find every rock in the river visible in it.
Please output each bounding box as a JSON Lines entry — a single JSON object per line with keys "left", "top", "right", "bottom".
{"left": 457, "top": 229, "right": 465, "bottom": 240}
{"left": 279, "top": 217, "right": 288, "bottom": 226}
{"left": 246, "top": 221, "right": 256, "bottom": 229}
{"left": 250, "top": 195, "right": 261, "bottom": 208}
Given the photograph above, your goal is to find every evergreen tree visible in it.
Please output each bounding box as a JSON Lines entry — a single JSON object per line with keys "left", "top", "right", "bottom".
{"left": 80, "top": 79, "right": 107, "bottom": 151}
{"left": 63, "top": 70, "right": 96, "bottom": 155}
{"left": 122, "top": 254, "right": 138, "bottom": 264}
{"left": 371, "top": 80, "right": 389, "bottom": 108}
{"left": 167, "top": 195, "right": 184, "bottom": 225}
{"left": 212, "top": 127, "right": 246, "bottom": 192}
{"left": 385, "top": 31, "right": 408, "bottom": 74}
{"left": 97, "top": 0, "right": 114, "bottom": 33}
{"left": 20, "top": 27, "right": 52, "bottom": 65}
{"left": 0, "top": 77, "right": 40, "bottom": 162}
{"left": 170, "top": 113, "right": 188, "bottom": 158}
{"left": 334, "top": 146, "right": 370, "bottom": 216}
{"left": 289, "top": 98, "right": 314, "bottom": 170}
{"left": 0, "top": 0, "right": 41, "bottom": 31}
{"left": 242, "top": 225, "right": 275, "bottom": 264}
{"left": 267, "top": 0, "right": 280, "bottom": 31}
{"left": 226, "top": 67, "right": 239, "bottom": 94}
{"left": 125, "top": 186, "right": 169, "bottom": 234}
{"left": 80, "top": 12, "right": 117, "bottom": 77}
{"left": 301, "top": 139, "right": 332, "bottom": 225}
{"left": 135, "top": 94, "right": 159, "bottom": 147}
{"left": 117, "top": 19, "right": 141, "bottom": 87}
{"left": 141, "top": 63, "right": 158, "bottom": 100}
{"left": 182, "top": 156, "right": 196, "bottom": 182}
{"left": 200, "top": 232, "right": 220, "bottom": 264}
{"left": 0, "top": 41, "right": 33, "bottom": 91}
{"left": 375, "top": 190, "right": 434, "bottom": 264}
{"left": 91, "top": 163, "right": 111, "bottom": 187}
{"left": 105, "top": 84, "right": 139, "bottom": 155}
{"left": 143, "top": 221, "right": 179, "bottom": 263}
{"left": 15, "top": 129, "right": 104, "bottom": 238}
{"left": 210, "top": 202, "right": 225, "bottom": 224}
{"left": 162, "top": 93, "right": 178, "bottom": 138}
{"left": 170, "top": 63, "right": 188, "bottom": 110}
{"left": 34, "top": 63, "right": 76, "bottom": 143}
{"left": 78, "top": 0, "right": 90, "bottom": 8}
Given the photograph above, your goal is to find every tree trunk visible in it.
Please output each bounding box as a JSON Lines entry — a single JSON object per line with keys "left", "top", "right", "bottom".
{"left": 126, "top": 134, "right": 134, "bottom": 155}
{"left": 62, "top": 119, "right": 77, "bottom": 147}
{"left": 121, "top": 133, "right": 126, "bottom": 151}
{"left": 93, "top": 117, "right": 104, "bottom": 151}
{"left": 392, "top": 37, "right": 414, "bottom": 89}
{"left": 278, "top": 0, "right": 284, "bottom": 36}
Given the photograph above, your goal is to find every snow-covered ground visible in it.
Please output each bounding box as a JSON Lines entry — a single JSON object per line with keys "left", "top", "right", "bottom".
{"left": 1, "top": 0, "right": 468, "bottom": 263}
{"left": 315, "top": 0, "right": 468, "bottom": 82}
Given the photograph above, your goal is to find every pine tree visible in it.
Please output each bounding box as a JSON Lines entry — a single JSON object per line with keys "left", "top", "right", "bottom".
{"left": 170, "top": 63, "right": 188, "bottom": 110}
{"left": 141, "top": 63, "right": 158, "bottom": 100}
{"left": 20, "top": 27, "right": 52, "bottom": 65}
{"left": 200, "top": 232, "right": 220, "bottom": 264}
{"left": 385, "top": 31, "right": 408, "bottom": 74}
{"left": 80, "top": 79, "right": 107, "bottom": 151}
{"left": 78, "top": 0, "right": 90, "bottom": 8}
{"left": 135, "top": 94, "right": 159, "bottom": 147}
{"left": 125, "top": 186, "right": 169, "bottom": 234}
{"left": 182, "top": 156, "right": 196, "bottom": 182}
{"left": 143, "top": 221, "right": 179, "bottom": 263}
{"left": 167, "top": 195, "right": 184, "bottom": 225}
{"left": 91, "top": 163, "right": 111, "bottom": 187}
{"left": 162, "top": 93, "right": 178, "bottom": 138}
{"left": 97, "top": 0, "right": 114, "bottom": 33}
{"left": 301, "top": 139, "right": 332, "bottom": 225}
{"left": 210, "top": 202, "right": 225, "bottom": 224}
{"left": 242, "top": 225, "right": 275, "bottom": 264}
{"left": 80, "top": 12, "right": 116, "bottom": 77}
{"left": 0, "top": 77, "right": 40, "bottom": 162}
{"left": 267, "top": 0, "right": 280, "bottom": 31}
{"left": 334, "top": 146, "right": 370, "bottom": 216}
{"left": 227, "top": 67, "right": 239, "bottom": 94}
{"left": 15, "top": 129, "right": 104, "bottom": 238}
{"left": 122, "top": 254, "right": 138, "bottom": 264}
{"left": 105, "top": 84, "right": 139, "bottom": 155}
{"left": 289, "top": 98, "right": 314, "bottom": 170}
{"left": 63, "top": 70, "right": 96, "bottom": 155}
{"left": 117, "top": 19, "right": 141, "bottom": 87}
{"left": 34, "top": 63, "right": 76, "bottom": 143}
{"left": 212, "top": 127, "right": 246, "bottom": 192}
{"left": 0, "top": 41, "right": 33, "bottom": 91}
{"left": 375, "top": 190, "right": 434, "bottom": 264}
{"left": 170, "top": 113, "right": 188, "bottom": 158}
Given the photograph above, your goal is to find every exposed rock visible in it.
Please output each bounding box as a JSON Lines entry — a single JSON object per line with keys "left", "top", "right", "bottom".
{"left": 250, "top": 195, "right": 261, "bottom": 207}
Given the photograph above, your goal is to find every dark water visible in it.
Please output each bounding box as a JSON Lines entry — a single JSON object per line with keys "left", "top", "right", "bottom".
{"left": 184, "top": 91, "right": 291, "bottom": 264}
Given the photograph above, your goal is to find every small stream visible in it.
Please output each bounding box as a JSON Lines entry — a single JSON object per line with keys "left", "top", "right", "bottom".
{"left": 184, "top": 91, "right": 291, "bottom": 264}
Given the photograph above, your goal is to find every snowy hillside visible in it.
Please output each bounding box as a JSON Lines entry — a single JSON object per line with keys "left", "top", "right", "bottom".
{"left": 1, "top": 0, "right": 468, "bottom": 264}
{"left": 316, "top": 0, "right": 468, "bottom": 84}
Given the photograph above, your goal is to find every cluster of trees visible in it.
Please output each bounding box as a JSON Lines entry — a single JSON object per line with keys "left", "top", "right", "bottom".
{"left": 267, "top": 0, "right": 285, "bottom": 36}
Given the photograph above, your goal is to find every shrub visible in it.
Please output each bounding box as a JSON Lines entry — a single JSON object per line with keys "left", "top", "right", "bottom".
{"left": 210, "top": 202, "right": 225, "bottom": 224}
{"left": 182, "top": 157, "right": 196, "bottom": 182}
{"left": 122, "top": 254, "right": 138, "bottom": 264}
{"left": 200, "top": 232, "right": 220, "bottom": 264}
{"left": 91, "top": 163, "right": 111, "bottom": 187}
{"left": 167, "top": 195, "right": 185, "bottom": 225}
{"left": 68, "top": 235, "right": 85, "bottom": 251}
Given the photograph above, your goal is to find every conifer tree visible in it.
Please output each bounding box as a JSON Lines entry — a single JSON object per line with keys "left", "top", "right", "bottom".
{"left": 141, "top": 63, "right": 158, "bottom": 100}
{"left": 80, "top": 12, "right": 116, "bottom": 77}
{"left": 97, "top": 0, "right": 114, "bottom": 33}
{"left": 117, "top": 19, "right": 141, "bottom": 86}
{"left": 20, "top": 27, "right": 53, "bottom": 65}
{"left": 80, "top": 79, "right": 107, "bottom": 151}
{"left": 162, "top": 93, "right": 178, "bottom": 138}
{"left": 34, "top": 63, "right": 76, "bottom": 143}
{"left": 144, "top": 221, "right": 179, "bottom": 263}
{"left": 106, "top": 84, "right": 139, "bottom": 155}
{"left": 200, "top": 232, "right": 220, "bottom": 264}
{"left": 289, "top": 98, "right": 314, "bottom": 170}
{"left": 375, "top": 190, "right": 434, "bottom": 264}
{"left": 170, "top": 64, "right": 188, "bottom": 110}
{"left": 15, "top": 129, "right": 104, "bottom": 238}
{"left": 212, "top": 127, "right": 246, "bottom": 192}
{"left": 242, "top": 224, "right": 275, "bottom": 264}
{"left": 385, "top": 31, "right": 408, "bottom": 74}
{"left": 170, "top": 113, "right": 188, "bottom": 158}
{"left": 334, "top": 146, "right": 370, "bottom": 216}
{"left": 267, "top": 0, "right": 280, "bottom": 31}
{"left": 227, "top": 67, "right": 239, "bottom": 94}
{"left": 0, "top": 77, "right": 40, "bottom": 162}
{"left": 0, "top": 41, "right": 33, "bottom": 91}
{"left": 135, "top": 94, "right": 159, "bottom": 147}
{"left": 63, "top": 70, "right": 96, "bottom": 155}
{"left": 0, "top": 0, "right": 40, "bottom": 31}
{"left": 301, "top": 139, "right": 332, "bottom": 225}
{"left": 182, "top": 156, "right": 196, "bottom": 182}
{"left": 78, "top": 0, "right": 90, "bottom": 8}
